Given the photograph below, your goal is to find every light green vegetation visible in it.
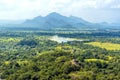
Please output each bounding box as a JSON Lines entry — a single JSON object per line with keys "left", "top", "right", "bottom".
{"left": 87, "top": 42, "right": 120, "bottom": 50}
{"left": 85, "top": 59, "right": 108, "bottom": 63}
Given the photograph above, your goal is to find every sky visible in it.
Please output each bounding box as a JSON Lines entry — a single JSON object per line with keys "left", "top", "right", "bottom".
{"left": 0, "top": 0, "right": 120, "bottom": 23}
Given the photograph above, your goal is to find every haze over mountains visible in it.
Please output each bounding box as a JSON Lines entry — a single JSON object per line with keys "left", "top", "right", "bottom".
{"left": 0, "top": 20, "right": 25, "bottom": 24}
{"left": 22, "top": 12, "right": 93, "bottom": 29}
{"left": 0, "top": 12, "right": 120, "bottom": 30}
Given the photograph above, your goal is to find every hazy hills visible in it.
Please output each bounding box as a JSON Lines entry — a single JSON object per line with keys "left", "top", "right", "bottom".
{"left": 0, "top": 12, "right": 120, "bottom": 30}
{"left": 22, "top": 12, "right": 93, "bottom": 29}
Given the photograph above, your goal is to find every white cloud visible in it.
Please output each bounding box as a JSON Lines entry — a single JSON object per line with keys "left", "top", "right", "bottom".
{"left": 70, "top": 0, "right": 97, "bottom": 9}
{"left": 0, "top": 0, "right": 51, "bottom": 19}
{"left": 111, "top": 4, "right": 120, "bottom": 8}
{"left": 0, "top": 0, "right": 119, "bottom": 22}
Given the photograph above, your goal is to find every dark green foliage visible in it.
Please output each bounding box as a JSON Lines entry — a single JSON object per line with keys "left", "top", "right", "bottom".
{"left": 17, "top": 39, "right": 38, "bottom": 46}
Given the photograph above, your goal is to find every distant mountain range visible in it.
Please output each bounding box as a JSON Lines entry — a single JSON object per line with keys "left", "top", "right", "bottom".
{"left": 0, "top": 12, "right": 120, "bottom": 30}
{"left": 22, "top": 12, "right": 93, "bottom": 29}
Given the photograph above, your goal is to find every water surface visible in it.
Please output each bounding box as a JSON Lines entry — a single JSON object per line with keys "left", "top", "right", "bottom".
{"left": 50, "top": 35, "right": 85, "bottom": 43}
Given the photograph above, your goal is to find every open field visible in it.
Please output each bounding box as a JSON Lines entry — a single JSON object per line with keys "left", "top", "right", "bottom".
{"left": 87, "top": 42, "right": 120, "bottom": 50}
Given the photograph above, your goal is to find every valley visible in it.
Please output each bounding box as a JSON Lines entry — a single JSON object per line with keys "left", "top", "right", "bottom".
{"left": 0, "top": 29, "right": 119, "bottom": 80}
{"left": 0, "top": 0, "right": 120, "bottom": 79}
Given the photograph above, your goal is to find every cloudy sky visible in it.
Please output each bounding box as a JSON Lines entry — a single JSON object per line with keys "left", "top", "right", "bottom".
{"left": 0, "top": 0, "right": 120, "bottom": 23}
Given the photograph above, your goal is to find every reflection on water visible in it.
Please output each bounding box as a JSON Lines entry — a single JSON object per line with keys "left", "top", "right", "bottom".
{"left": 50, "top": 35, "right": 84, "bottom": 43}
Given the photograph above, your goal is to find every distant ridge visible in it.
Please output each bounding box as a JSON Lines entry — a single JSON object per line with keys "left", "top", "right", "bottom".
{"left": 0, "top": 12, "right": 120, "bottom": 30}
{"left": 22, "top": 12, "right": 94, "bottom": 29}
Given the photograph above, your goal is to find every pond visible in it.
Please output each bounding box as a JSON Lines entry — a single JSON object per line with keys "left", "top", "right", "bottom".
{"left": 50, "top": 35, "right": 87, "bottom": 43}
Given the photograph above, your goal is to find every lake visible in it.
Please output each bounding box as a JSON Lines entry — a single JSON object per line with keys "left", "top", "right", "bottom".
{"left": 50, "top": 35, "right": 86, "bottom": 43}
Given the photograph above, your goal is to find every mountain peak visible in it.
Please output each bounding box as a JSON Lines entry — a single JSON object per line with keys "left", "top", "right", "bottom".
{"left": 47, "top": 12, "right": 62, "bottom": 17}
{"left": 23, "top": 12, "right": 94, "bottom": 29}
{"left": 49, "top": 12, "right": 60, "bottom": 15}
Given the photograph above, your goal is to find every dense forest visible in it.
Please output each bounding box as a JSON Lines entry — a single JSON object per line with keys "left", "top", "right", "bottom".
{"left": 0, "top": 29, "right": 120, "bottom": 80}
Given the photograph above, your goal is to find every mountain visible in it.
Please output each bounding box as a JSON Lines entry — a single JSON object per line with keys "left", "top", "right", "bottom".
{"left": 94, "top": 22, "right": 120, "bottom": 29}
{"left": 0, "top": 12, "right": 120, "bottom": 30}
{"left": 22, "top": 12, "right": 93, "bottom": 29}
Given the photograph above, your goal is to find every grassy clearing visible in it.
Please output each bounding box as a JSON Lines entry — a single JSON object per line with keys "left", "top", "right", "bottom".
{"left": 87, "top": 42, "right": 120, "bottom": 50}
{"left": 85, "top": 59, "right": 108, "bottom": 63}
{"left": 69, "top": 71, "right": 94, "bottom": 80}
{"left": 0, "top": 37, "right": 22, "bottom": 42}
